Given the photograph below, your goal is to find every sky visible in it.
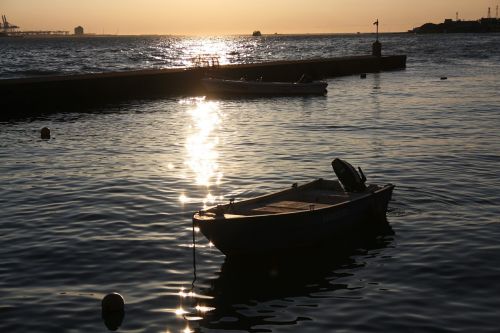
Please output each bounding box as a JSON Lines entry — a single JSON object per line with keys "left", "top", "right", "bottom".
{"left": 1, "top": 0, "right": 499, "bottom": 35}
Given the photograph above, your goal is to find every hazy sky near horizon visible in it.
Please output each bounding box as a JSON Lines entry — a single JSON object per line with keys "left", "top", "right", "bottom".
{"left": 2, "top": 0, "right": 499, "bottom": 35}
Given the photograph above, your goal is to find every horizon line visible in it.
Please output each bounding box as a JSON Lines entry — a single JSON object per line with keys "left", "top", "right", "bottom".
{"left": 15, "top": 31, "right": 410, "bottom": 38}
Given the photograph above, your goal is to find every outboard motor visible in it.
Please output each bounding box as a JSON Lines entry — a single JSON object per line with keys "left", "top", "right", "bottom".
{"left": 332, "top": 158, "right": 367, "bottom": 192}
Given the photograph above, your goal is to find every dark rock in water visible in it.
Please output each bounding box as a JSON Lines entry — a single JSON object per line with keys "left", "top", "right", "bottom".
{"left": 41, "top": 127, "right": 50, "bottom": 139}
{"left": 441, "top": 77, "right": 448, "bottom": 80}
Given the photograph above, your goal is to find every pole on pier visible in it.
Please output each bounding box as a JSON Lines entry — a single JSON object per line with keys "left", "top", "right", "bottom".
{"left": 372, "top": 19, "right": 382, "bottom": 57}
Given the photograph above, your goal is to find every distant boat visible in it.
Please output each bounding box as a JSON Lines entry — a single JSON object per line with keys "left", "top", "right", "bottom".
{"left": 193, "top": 158, "right": 394, "bottom": 257}
{"left": 201, "top": 77, "right": 328, "bottom": 96}
{"left": 252, "top": 30, "right": 262, "bottom": 36}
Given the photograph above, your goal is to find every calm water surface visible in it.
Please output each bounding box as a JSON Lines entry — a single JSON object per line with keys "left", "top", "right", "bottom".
{"left": 1, "top": 34, "right": 500, "bottom": 332}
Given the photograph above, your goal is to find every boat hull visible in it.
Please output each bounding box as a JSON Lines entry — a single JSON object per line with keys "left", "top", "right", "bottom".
{"left": 194, "top": 182, "right": 394, "bottom": 257}
{"left": 201, "top": 78, "right": 328, "bottom": 96}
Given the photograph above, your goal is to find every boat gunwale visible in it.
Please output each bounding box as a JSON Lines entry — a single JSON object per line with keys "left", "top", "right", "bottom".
{"left": 200, "top": 78, "right": 329, "bottom": 96}
{"left": 193, "top": 179, "right": 394, "bottom": 222}
{"left": 201, "top": 77, "right": 328, "bottom": 87}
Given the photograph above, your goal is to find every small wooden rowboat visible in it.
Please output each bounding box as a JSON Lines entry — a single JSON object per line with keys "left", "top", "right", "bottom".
{"left": 193, "top": 159, "right": 394, "bottom": 257}
{"left": 201, "top": 77, "right": 328, "bottom": 96}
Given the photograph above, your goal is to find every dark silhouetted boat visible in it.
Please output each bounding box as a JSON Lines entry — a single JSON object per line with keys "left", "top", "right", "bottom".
{"left": 201, "top": 77, "right": 328, "bottom": 96}
{"left": 193, "top": 159, "right": 394, "bottom": 257}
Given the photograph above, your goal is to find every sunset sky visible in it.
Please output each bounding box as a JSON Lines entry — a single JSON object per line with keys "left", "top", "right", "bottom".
{"left": 2, "top": 0, "right": 499, "bottom": 35}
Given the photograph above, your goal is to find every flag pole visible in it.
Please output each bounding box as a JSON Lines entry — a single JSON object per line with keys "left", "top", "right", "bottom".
{"left": 372, "top": 19, "right": 382, "bottom": 57}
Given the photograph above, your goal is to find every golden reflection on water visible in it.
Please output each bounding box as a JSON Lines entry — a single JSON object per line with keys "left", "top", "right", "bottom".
{"left": 173, "top": 287, "right": 215, "bottom": 332}
{"left": 178, "top": 37, "right": 238, "bottom": 67}
{"left": 178, "top": 288, "right": 195, "bottom": 298}
{"left": 181, "top": 97, "right": 224, "bottom": 207}
{"left": 175, "top": 80, "right": 228, "bottom": 333}
{"left": 178, "top": 194, "right": 188, "bottom": 204}
{"left": 195, "top": 305, "right": 215, "bottom": 313}
{"left": 174, "top": 307, "right": 189, "bottom": 316}
{"left": 182, "top": 326, "right": 194, "bottom": 333}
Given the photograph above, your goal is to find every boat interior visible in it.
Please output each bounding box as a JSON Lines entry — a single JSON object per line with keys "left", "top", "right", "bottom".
{"left": 215, "top": 179, "right": 380, "bottom": 217}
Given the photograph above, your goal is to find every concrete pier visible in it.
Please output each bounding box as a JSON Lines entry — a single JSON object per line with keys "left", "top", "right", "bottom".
{"left": 0, "top": 55, "right": 405, "bottom": 118}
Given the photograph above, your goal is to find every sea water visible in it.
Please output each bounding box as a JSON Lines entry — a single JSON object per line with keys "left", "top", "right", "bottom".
{"left": 1, "top": 34, "right": 500, "bottom": 332}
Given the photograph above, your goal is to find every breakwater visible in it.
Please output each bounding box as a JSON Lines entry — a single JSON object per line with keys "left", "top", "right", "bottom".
{"left": 0, "top": 55, "right": 405, "bottom": 118}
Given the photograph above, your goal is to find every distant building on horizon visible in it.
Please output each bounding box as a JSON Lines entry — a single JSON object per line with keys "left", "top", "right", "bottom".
{"left": 74, "top": 26, "right": 84, "bottom": 35}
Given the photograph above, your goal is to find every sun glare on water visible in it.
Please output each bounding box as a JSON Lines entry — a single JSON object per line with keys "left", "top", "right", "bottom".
{"left": 178, "top": 37, "right": 238, "bottom": 67}
{"left": 184, "top": 98, "right": 223, "bottom": 188}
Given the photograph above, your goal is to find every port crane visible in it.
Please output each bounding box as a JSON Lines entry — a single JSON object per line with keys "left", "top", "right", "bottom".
{"left": 1, "top": 14, "right": 69, "bottom": 36}
{"left": 0, "top": 14, "right": 20, "bottom": 33}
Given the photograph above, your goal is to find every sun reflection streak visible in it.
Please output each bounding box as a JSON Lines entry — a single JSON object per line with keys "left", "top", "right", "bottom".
{"left": 174, "top": 307, "right": 189, "bottom": 316}
{"left": 177, "top": 37, "right": 237, "bottom": 67}
{"left": 179, "top": 194, "right": 188, "bottom": 204}
{"left": 178, "top": 288, "right": 196, "bottom": 298}
{"left": 184, "top": 99, "right": 223, "bottom": 188}
{"left": 195, "top": 305, "right": 215, "bottom": 313}
{"left": 174, "top": 286, "right": 215, "bottom": 331}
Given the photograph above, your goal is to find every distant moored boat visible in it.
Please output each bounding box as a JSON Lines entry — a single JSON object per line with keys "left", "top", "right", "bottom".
{"left": 201, "top": 77, "right": 328, "bottom": 96}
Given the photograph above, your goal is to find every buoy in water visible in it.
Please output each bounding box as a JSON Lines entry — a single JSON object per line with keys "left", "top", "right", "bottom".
{"left": 440, "top": 77, "right": 448, "bottom": 80}
{"left": 41, "top": 127, "right": 50, "bottom": 139}
{"left": 102, "top": 293, "right": 125, "bottom": 331}
{"left": 360, "top": 73, "right": 367, "bottom": 79}
{"left": 102, "top": 293, "right": 124, "bottom": 313}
